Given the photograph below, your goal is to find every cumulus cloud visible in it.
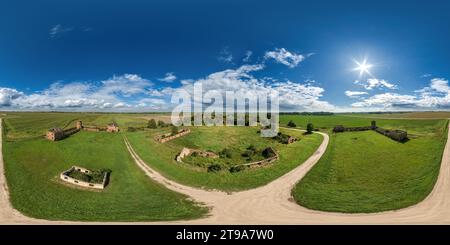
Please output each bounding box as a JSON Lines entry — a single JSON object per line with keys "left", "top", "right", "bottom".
{"left": 0, "top": 74, "right": 159, "bottom": 111}
{"left": 345, "top": 90, "right": 368, "bottom": 98}
{"left": 158, "top": 72, "right": 177, "bottom": 82}
{"left": 0, "top": 88, "right": 23, "bottom": 106}
{"left": 1, "top": 64, "right": 335, "bottom": 112}
{"left": 351, "top": 78, "right": 450, "bottom": 109}
{"left": 264, "top": 48, "right": 306, "bottom": 68}
{"left": 351, "top": 93, "right": 417, "bottom": 108}
{"left": 355, "top": 78, "right": 397, "bottom": 90}
{"left": 99, "top": 74, "right": 152, "bottom": 97}
{"left": 173, "top": 64, "right": 333, "bottom": 111}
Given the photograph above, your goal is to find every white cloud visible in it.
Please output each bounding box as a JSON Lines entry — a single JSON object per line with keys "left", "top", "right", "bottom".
{"left": 174, "top": 64, "right": 333, "bottom": 112}
{"left": 351, "top": 93, "right": 417, "bottom": 108}
{"left": 264, "top": 48, "right": 306, "bottom": 68}
{"left": 218, "top": 48, "right": 233, "bottom": 63}
{"left": 0, "top": 74, "right": 160, "bottom": 111}
{"left": 0, "top": 88, "right": 23, "bottom": 106}
{"left": 158, "top": 72, "right": 177, "bottom": 82}
{"left": 243, "top": 50, "right": 253, "bottom": 62}
{"left": 345, "top": 90, "right": 368, "bottom": 98}
{"left": 49, "top": 24, "right": 73, "bottom": 38}
{"left": 351, "top": 78, "right": 450, "bottom": 109}
{"left": 99, "top": 74, "right": 152, "bottom": 97}
{"left": 355, "top": 78, "right": 397, "bottom": 90}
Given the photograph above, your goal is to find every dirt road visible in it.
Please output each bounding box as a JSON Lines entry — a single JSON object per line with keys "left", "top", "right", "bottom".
{"left": 2, "top": 118, "right": 450, "bottom": 224}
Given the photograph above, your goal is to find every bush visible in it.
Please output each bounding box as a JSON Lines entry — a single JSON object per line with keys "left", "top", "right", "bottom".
{"left": 148, "top": 119, "right": 157, "bottom": 129}
{"left": 68, "top": 171, "right": 91, "bottom": 182}
{"left": 306, "top": 123, "right": 314, "bottom": 134}
{"left": 157, "top": 120, "right": 166, "bottom": 127}
{"left": 229, "top": 165, "right": 246, "bottom": 173}
{"left": 207, "top": 164, "right": 222, "bottom": 173}
{"left": 127, "top": 127, "right": 137, "bottom": 132}
{"left": 262, "top": 147, "right": 276, "bottom": 158}
{"left": 171, "top": 126, "right": 179, "bottom": 135}
{"left": 247, "top": 145, "right": 257, "bottom": 152}
{"left": 273, "top": 132, "right": 291, "bottom": 144}
{"left": 287, "top": 120, "right": 297, "bottom": 128}
{"left": 241, "top": 149, "right": 255, "bottom": 158}
{"left": 219, "top": 148, "right": 233, "bottom": 158}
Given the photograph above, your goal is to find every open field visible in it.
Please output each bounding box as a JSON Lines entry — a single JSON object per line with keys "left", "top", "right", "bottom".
{"left": 2, "top": 114, "right": 206, "bottom": 221}
{"left": 2, "top": 112, "right": 169, "bottom": 140}
{"left": 126, "top": 126, "right": 323, "bottom": 191}
{"left": 342, "top": 112, "right": 450, "bottom": 119}
{"left": 292, "top": 116, "right": 448, "bottom": 212}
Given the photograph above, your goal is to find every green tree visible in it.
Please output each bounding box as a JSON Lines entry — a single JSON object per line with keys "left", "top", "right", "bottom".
{"left": 287, "top": 120, "right": 297, "bottom": 128}
{"left": 306, "top": 123, "right": 314, "bottom": 134}
{"left": 148, "top": 119, "right": 157, "bottom": 129}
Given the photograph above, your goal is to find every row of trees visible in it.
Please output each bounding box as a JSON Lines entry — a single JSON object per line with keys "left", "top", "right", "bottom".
{"left": 147, "top": 119, "right": 170, "bottom": 129}
{"left": 287, "top": 120, "right": 314, "bottom": 134}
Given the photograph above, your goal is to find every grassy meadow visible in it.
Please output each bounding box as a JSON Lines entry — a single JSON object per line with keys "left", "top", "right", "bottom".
{"left": 126, "top": 126, "right": 323, "bottom": 191}
{"left": 290, "top": 114, "right": 448, "bottom": 213}
{"left": 1, "top": 112, "right": 206, "bottom": 221}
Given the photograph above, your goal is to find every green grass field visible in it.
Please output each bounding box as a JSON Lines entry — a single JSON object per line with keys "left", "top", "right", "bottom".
{"left": 3, "top": 112, "right": 163, "bottom": 140}
{"left": 126, "top": 126, "right": 323, "bottom": 191}
{"left": 2, "top": 114, "right": 206, "bottom": 221}
{"left": 291, "top": 116, "right": 448, "bottom": 213}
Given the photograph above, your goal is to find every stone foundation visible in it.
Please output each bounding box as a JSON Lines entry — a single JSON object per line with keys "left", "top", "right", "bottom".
{"left": 155, "top": 129, "right": 190, "bottom": 143}
{"left": 60, "top": 166, "right": 109, "bottom": 190}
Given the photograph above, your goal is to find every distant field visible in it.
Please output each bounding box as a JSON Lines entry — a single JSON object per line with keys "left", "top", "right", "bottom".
{"left": 342, "top": 112, "right": 450, "bottom": 119}
{"left": 292, "top": 117, "right": 448, "bottom": 213}
{"left": 126, "top": 126, "right": 322, "bottom": 191}
{"left": 2, "top": 112, "right": 167, "bottom": 140}
{"left": 2, "top": 114, "right": 206, "bottom": 221}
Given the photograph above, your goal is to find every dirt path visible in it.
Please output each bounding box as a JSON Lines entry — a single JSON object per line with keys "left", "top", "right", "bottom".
{"left": 1, "top": 118, "right": 450, "bottom": 224}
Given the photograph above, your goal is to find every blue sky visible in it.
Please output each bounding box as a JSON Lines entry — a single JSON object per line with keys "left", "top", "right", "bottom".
{"left": 1, "top": 0, "right": 450, "bottom": 112}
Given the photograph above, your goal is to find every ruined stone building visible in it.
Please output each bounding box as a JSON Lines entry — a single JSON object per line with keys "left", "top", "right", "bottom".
{"left": 46, "top": 128, "right": 66, "bottom": 141}
{"left": 106, "top": 122, "right": 120, "bottom": 132}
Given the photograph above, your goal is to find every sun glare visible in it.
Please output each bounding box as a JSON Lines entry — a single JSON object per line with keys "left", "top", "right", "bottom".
{"left": 353, "top": 58, "right": 373, "bottom": 77}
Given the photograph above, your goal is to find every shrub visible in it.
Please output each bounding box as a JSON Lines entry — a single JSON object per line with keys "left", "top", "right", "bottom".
{"left": 241, "top": 150, "right": 253, "bottom": 158}
{"left": 171, "top": 126, "right": 179, "bottom": 135}
{"left": 207, "top": 164, "right": 222, "bottom": 173}
{"left": 287, "top": 120, "right": 297, "bottom": 128}
{"left": 229, "top": 165, "right": 246, "bottom": 173}
{"left": 127, "top": 127, "right": 137, "bottom": 132}
{"left": 247, "top": 145, "right": 257, "bottom": 152}
{"left": 219, "top": 148, "right": 233, "bottom": 158}
{"left": 273, "top": 132, "right": 291, "bottom": 144}
{"left": 148, "top": 119, "right": 157, "bottom": 129}
{"left": 306, "top": 123, "right": 314, "bottom": 134}
{"left": 157, "top": 120, "right": 166, "bottom": 127}
{"left": 262, "top": 147, "right": 276, "bottom": 158}
{"left": 68, "top": 171, "right": 91, "bottom": 182}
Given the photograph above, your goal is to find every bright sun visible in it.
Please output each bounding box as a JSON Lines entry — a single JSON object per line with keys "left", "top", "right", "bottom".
{"left": 353, "top": 58, "right": 373, "bottom": 77}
